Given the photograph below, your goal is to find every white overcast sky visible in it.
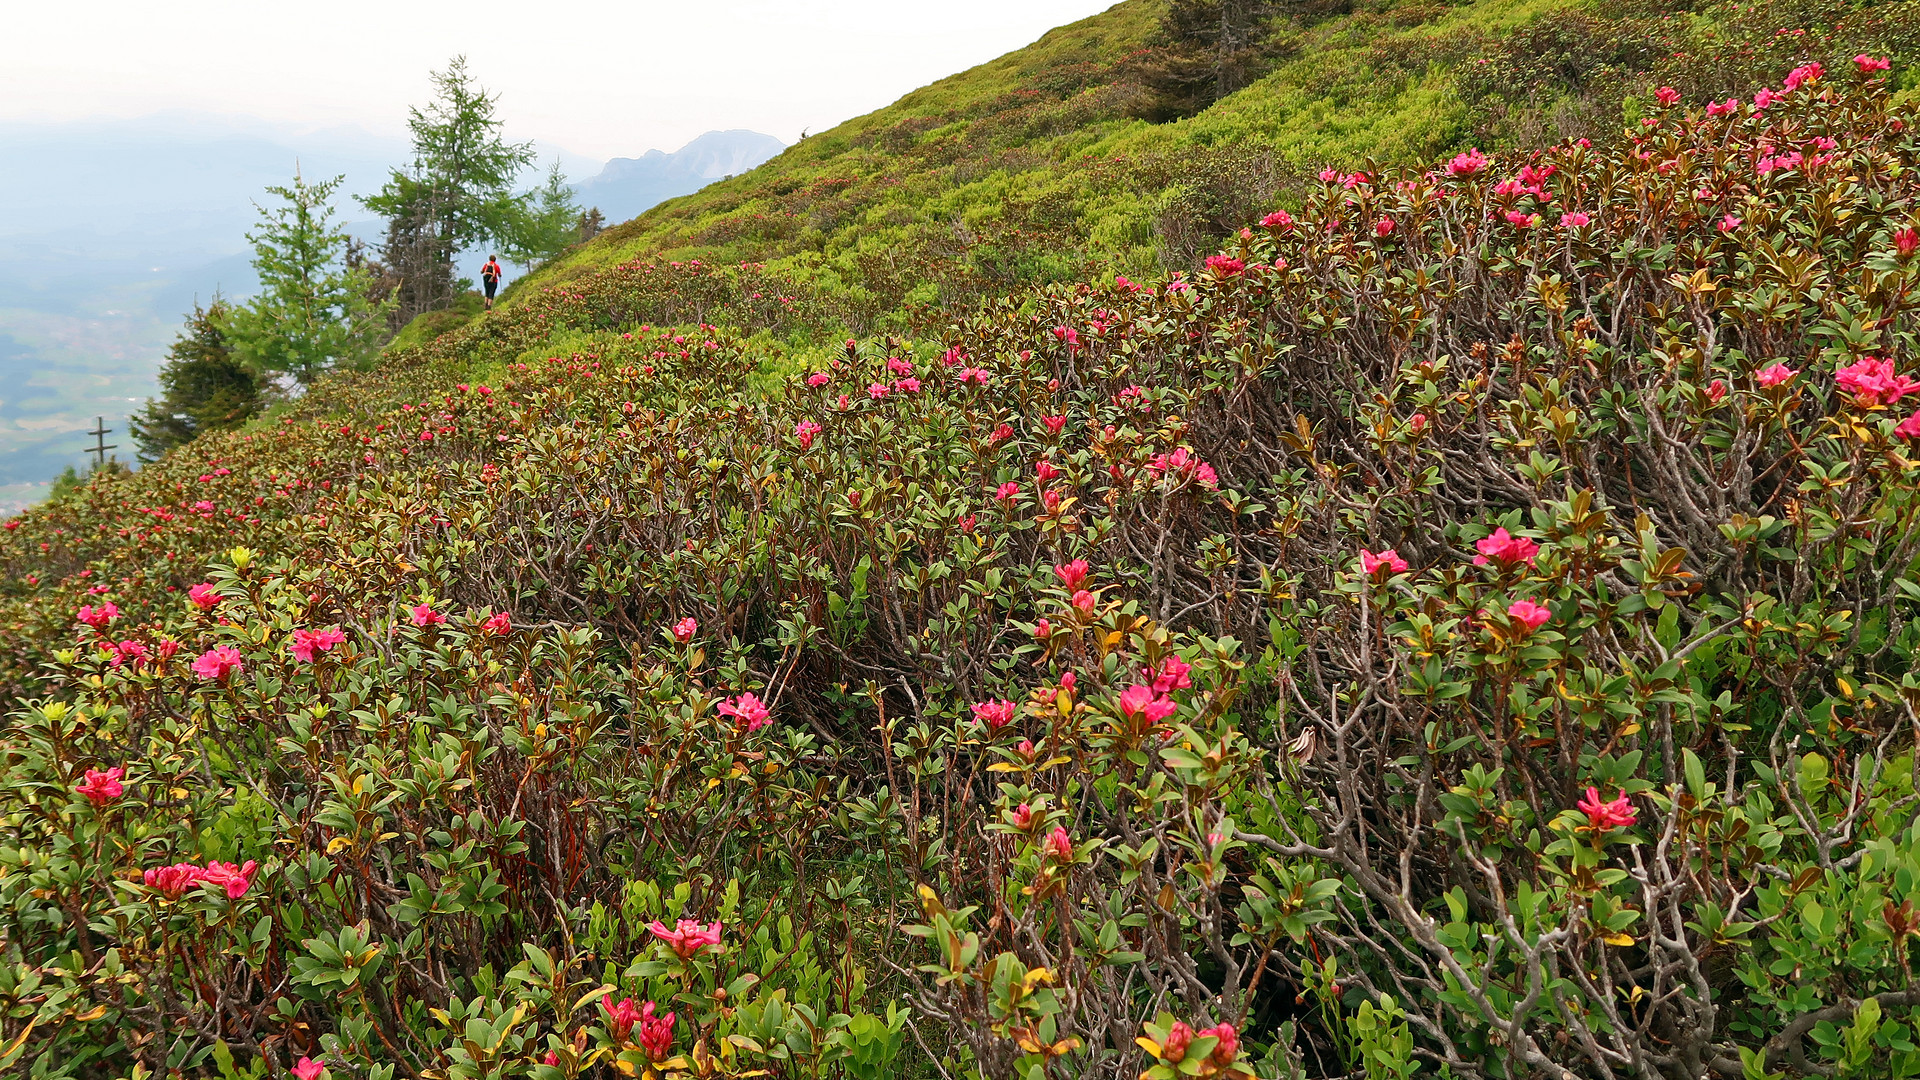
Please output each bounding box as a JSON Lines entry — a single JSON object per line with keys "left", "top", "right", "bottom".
{"left": 3, "top": 0, "right": 1122, "bottom": 162}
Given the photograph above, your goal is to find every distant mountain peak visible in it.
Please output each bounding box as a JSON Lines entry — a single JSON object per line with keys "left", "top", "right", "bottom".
{"left": 576, "top": 130, "right": 785, "bottom": 223}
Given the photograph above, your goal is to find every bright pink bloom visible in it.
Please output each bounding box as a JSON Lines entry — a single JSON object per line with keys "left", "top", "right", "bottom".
{"left": 1577, "top": 787, "right": 1637, "bottom": 830}
{"left": 603, "top": 995, "right": 643, "bottom": 1041}
{"left": 1163, "top": 1021, "right": 1194, "bottom": 1062}
{"left": 972, "top": 700, "right": 1018, "bottom": 729}
{"left": 638, "top": 1002, "right": 676, "bottom": 1061}
{"left": 672, "top": 617, "right": 698, "bottom": 643}
{"left": 1782, "top": 62, "right": 1823, "bottom": 90}
{"left": 1856, "top": 54, "right": 1892, "bottom": 73}
{"left": 1010, "top": 803, "right": 1035, "bottom": 829}
{"left": 293, "top": 1058, "right": 325, "bottom": 1080}
{"left": 990, "top": 422, "right": 1014, "bottom": 444}
{"left": 1260, "top": 210, "right": 1294, "bottom": 230}
{"left": 289, "top": 628, "right": 346, "bottom": 663}
{"left": 807, "top": 371, "right": 831, "bottom": 387}
{"left": 1071, "top": 589, "right": 1095, "bottom": 614}
{"left": 410, "top": 604, "right": 445, "bottom": 627}
{"left": 893, "top": 377, "right": 921, "bottom": 394}
{"left": 1507, "top": 599, "right": 1552, "bottom": 633}
{"left": 75, "top": 766, "right": 125, "bottom": 806}
{"left": 1705, "top": 379, "right": 1727, "bottom": 404}
{"left": 957, "top": 366, "right": 991, "bottom": 387}
{"left": 1052, "top": 325, "right": 1081, "bottom": 349}
{"left": 189, "top": 583, "right": 222, "bottom": 610}
{"left": 1204, "top": 254, "right": 1245, "bottom": 277}
{"left": 1409, "top": 413, "right": 1428, "bottom": 433}
{"left": 1707, "top": 98, "right": 1738, "bottom": 117}
{"left": 994, "top": 481, "right": 1020, "bottom": 502}
{"left": 1033, "top": 619, "right": 1052, "bottom": 639}
{"left": 1757, "top": 363, "right": 1798, "bottom": 387}
{"left": 76, "top": 603, "right": 118, "bottom": 630}
{"left": 718, "top": 692, "right": 772, "bottom": 732}
{"left": 1655, "top": 85, "right": 1680, "bottom": 106}
{"left": 482, "top": 612, "right": 512, "bottom": 634}
{"left": 1148, "top": 447, "right": 1217, "bottom": 488}
{"left": 197, "top": 860, "right": 258, "bottom": 899}
{"left": 1360, "top": 548, "right": 1408, "bottom": 576}
{"left": 1150, "top": 656, "right": 1193, "bottom": 694}
{"left": 1895, "top": 228, "right": 1920, "bottom": 259}
{"left": 112, "top": 640, "right": 149, "bottom": 668}
{"left": 1718, "top": 214, "right": 1742, "bottom": 233}
{"left": 1560, "top": 211, "right": 1591, "bottom": 228}
{"left": 1042, "top": 415, "right": 1067, "bottom": 435}
{"left": 794, "top": 420, "right": 821, "bottom": 449}
{"left": 1447, "top": 148, "right": 1486, "bottom": 178}
{"left": 886, "top": 357, "right": 913, "bottom": 376}
{"left": 1035, "top": 460, "right": 1061, "bottom": 485}
{"left": 1473, "top": 528, "right": 1539, "bottom": 567}
{"left": 867, "top": 382, "right": 890, "bottom": 400}
{"left": 1836, "top": 357, "right": 1919, "bottom": 406}
{"left": 1053, "top": 559, "right": 1090, "bottom": 590}
{"left": 1504, "top": 210, "right": 1538, "bottom": 228}
{"left": 144, "top": 863, "right": 201, "bottom": 898}
{"left": 192, "top": 646, "right": 244, "bottom": 681}
{"left": 648, "top": 918, "right": 723, "bottom": 959}
{"left": 1894, "top": 410, "right": 1920, "bottom": 439}
{"left": 1754, "top": 87, "right": 1777, "bottom": 109}
{"left": 1118, "top": 684, "right": 1179, "bottom": 726}
{"left": 1045, "top": 826, "right": 1074, "bottom": 862}
{"left": 1200, "top": 1023, "right": 1240, "bottom": 1066}
{"left": 1374, "top": 218, "right": 1395, "bottom": 237}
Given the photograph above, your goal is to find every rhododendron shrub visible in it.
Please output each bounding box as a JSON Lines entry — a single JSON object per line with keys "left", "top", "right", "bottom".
{"left": 2, "top": 65, "right": 1919, "bottom": 1080}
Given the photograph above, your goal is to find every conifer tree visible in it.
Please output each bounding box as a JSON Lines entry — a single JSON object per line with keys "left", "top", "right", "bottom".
{"left": 129, "top": 298, "right": 261, "bottom": 461}
{"left": 224, "top": 170, "right": 391, "bottom": 385}
{"left": 364, "top": 57, "right": 539, "bottom": 322}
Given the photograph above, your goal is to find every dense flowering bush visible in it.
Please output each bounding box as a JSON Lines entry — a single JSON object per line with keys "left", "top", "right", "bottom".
{"left": 2, "top": 62, "right": 1920, "bottom": 1080}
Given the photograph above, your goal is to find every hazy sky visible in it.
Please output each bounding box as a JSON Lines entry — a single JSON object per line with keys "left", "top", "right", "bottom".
{"left": 5, "top": 1, "right": 1122, "bottom": 161}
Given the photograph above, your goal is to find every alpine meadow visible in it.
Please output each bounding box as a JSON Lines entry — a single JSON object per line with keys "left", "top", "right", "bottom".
{"left": 6, "top": 1, "right": 1920, "bottom": 1079}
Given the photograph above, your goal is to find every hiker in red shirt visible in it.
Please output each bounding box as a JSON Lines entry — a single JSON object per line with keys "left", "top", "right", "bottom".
{"left": 481, "top": 255, "right": 502, "bottom": 310}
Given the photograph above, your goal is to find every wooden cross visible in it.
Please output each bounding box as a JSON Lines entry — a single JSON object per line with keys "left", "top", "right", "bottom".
{"left": 86, "top": 416, "right": 117, "bottom": 469}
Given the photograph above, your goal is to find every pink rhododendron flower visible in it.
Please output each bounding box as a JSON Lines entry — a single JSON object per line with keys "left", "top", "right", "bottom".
{"left": 893, "top": 377, "right": 921, "bottom": 393}
{"left": 648, "top": 918, "right": 723, "bottom": 959}
{"left": 1150, "top": 656, "right": 1193, "bottom": 694}
{"left": 1505, "top": 210, "right": 1538, "bottom": 228}
{"left": 76, "top": 602, "right": 119, "bottom": 630}
{"left": 1042, "top": 414, "right": 1067, "bottom": 434}
{"left": 410, "top": 604, "right": 446, "bottom": 627}
{"left": 1010, "top": 802, "right": 1035, "bottom": 829}
{"left": 1163, "top": 1021, "right": 1194, "bottom": 1062}
{"left": 1896, "top": 228, "right": 1920, "bottom": 258}
{"left": 1200, "top": 1023, "right": 1240, "bottom": 1065}
{"left": 1782, "top": 61, "right": 1823, "bottom": 90}
{"left": 1374, "top": 218, "right": 1395, "bottom": 237}
{"left": 1836, "top": 357, "right": 1919, "bottom": 406}
{"left": 1204, "top": 254, "right": 1245, "bottom": 276}
{"left": 1147, "top": 447, "right": 1217, "bottom": 488}
{"left": 718, "top": 692, "right": 772, "bottom": 732}
{"left": 672, "top": 617, "right": 698, "bottom": 643}
{"left": 1577, "top": 788, "right": 1638, "bottom": 830}
{"left": 1706, "top": 379, "right": 1727, "bottom": 403}
{"left": 1260, "top": 209, "right": 1294, "bottom": 230}
{"left": 795, "top": 420, "right": 821, "bottom": 448}
{"left": 144, "top": 863, "right": 201, "bottom": 899}
{"left": 1655, "top": 85, "right": 1680, "bottom": 106}
{"left": 197, "top": 860, "right": 258, "bottom": 899}
{"left": 867, "top": 382, "right": 890, "bottom": 400}
{"left": 1045, "top": 826, "right": 1074, "bottom": 862}
{"left": 1718, "top": 215, "right": 1742, "bottom": 232}
{"left": 1707, "top": 98, "right": 1738, "bottom": 117}
{"left": 482, "top": 612, "right": 512, "bottom": 634}
{"left": 1360, "top": 548, "right": 1409, "bottom": 576}
{"left": 288, "top": 628, "right": 346, "bottom": 663}
{"left": 972, "top": 700, "right": 1018, "bottom": 729}
{"left": 1856, "top": 54, "right": 1891, "bottom": 73}
{"left": 603, "top": 995, "right": 643, "bottom": 1041}
{"left": 1071, "top": 589, "right": 1095, "bottom": 614}
{"left": 886, "top": 357, "right": 913, "bottom": 376}
{"left": 806, "top": 371, "right": 831, "bottom": 387}
{"left": 1507, "top": 599, "right": 1553, "bottom": 633}
{"left": 111, "top": 640, "right": 148, "bottom": 668}
{"left": 957, "top": 366, "right": 991, "bottom": 387}
{"left": 1119, "top": 684, "right": 1179, "bottom": 726}
{"left": 1757, "top": 363, "right": 1798, "bottom": 387}
{"left": 1053, "top": 559, "right": 1090, "bottom": 590}
{"left": 1560, "top": 211, "right": 1591, "bottom": 228}
{"left": 192, "top": 646, "right": 244, "bottom": 681}
{"left": 994, "top": 481, "right": 1020, "bottom": 502}
{"left": 1473, "top": 528, "right": 1539, "bottom": 567}
{"left": 1034, "top": 460, "right": 1061, "bottom": 485}
{"left": 75, "top": 766, "right": 124, "bottom": 805}
{"left": 1894, "top": 410, "right": 1920, "bottom": 439}
{"left": 1753, "top": 87, "right": 1777, "bottom": 109}
{"left": 1447, "top": 148, "right": 1486, "bottom": 178}
{"left": 639, "top": 1002, "right": 676, "bottom": 1061}
{"left": 293, "top": 1058, "right": 325, "bottom": 1080}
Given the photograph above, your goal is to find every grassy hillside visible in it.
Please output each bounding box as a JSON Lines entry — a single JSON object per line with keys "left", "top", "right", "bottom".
{"left": 5, "top": 4, "right": 1920, "bottom": 1077}
{"left": 496, "top": 0, "right": 1919, "bottom": 338}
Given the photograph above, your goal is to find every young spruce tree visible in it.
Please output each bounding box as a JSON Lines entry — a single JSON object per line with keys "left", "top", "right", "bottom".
{"left": 129, "top": 298, "right": 262, "bottom": 462}
{"left": 363, "top": 57, "right": 539, "bottom": 324}
{"left": 224, "top": 170, "right": 391, "bottom": 386}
